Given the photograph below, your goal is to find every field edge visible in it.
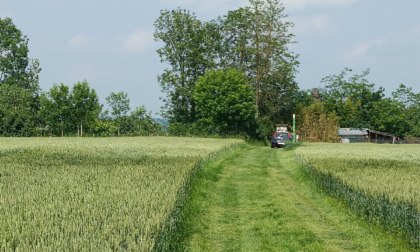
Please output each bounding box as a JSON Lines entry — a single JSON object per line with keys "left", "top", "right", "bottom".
{"left": 152, "top": 142, "right": 247, "bottom": 251}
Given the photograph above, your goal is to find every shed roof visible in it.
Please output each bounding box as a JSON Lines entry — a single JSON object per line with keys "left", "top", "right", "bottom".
{"left": 338, "top": 128, "right": 368, "bottom": 136}
{"left": 367, "top": 129, "right": 398, "bottom": 137}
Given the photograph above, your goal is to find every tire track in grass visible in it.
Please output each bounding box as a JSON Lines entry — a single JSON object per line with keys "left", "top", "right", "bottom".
{"left": 182, "top": 145, "right": 413, "bottom": 252}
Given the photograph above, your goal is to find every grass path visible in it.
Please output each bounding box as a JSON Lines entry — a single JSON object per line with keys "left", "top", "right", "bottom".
{"left": 176, "top": 145, "right": 412, "bottom": 251}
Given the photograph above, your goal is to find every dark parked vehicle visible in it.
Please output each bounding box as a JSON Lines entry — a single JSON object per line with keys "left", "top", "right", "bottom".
{"left": 271, "top": 131, "right": 292, "bottom": 148}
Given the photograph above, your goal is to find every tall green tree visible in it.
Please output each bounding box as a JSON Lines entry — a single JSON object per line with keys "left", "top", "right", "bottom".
{"left": 106, "top": 91, "right": 130, "bottom": 137}
{"left": 154, "top": 1, "right": 299, "bottom": 136}
{"left": 0, "top": 17, "right": 41, "bottom": 136}
{"left": 69, "top": 80, "right": 102, "bottom": 136}
{"left": 39, "top": 83, "right": 70, "bottom": 136}
{"left": 0, "top": 83, "right": 37, "bottom": 136}
{"left": 392, "top": 84, "right": 420, "bottom": 137}
{"left": 194, "top": 68, "right": 256, "bottom": 136}
{"left": 154, "top": 8, "right": 216, "bottom": 124}
{"left": 221, "top": 0, "right": 299, "bottom": 124}
{"left": 370, "top": 98, "right": 409, "bottom": 136}
{"left": 0, "top": 17, "right": 41, "bottom": 90}
{"left": 319, "top": 68, "right": 384, "bottom": 128}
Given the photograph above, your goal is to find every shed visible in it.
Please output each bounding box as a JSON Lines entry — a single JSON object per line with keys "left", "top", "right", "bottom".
{"left": 367, "top": 129, "right": 399, "bottom": 144}
{"left": 338, "top": 128, "right": 399, "bottom": 144}
{"left": 338, "top": 128, "right": 368, "bottom": 143}
{"left": 275, "top": 124, "right": 288, "bottom": 132}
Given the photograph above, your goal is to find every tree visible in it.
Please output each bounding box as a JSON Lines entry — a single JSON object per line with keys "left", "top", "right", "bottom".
{"left": 319, "top": 68, "right": 384, "bottom": 128}
{"left": 0, "top": 84, "right": 37, "bottom": 136}
{"left": 298, "top": 101, "right": 340, "bottom": 142}
{"left": 154, "top": 8, "right": 216, "bottom": 124}
{"left": 0, "top": 17, "right": 42, "bottom": 136}
{"left": 39, "top": 83, "right": 70, "bottom": 136}
{"left": 106, "top": 91, "right": 130, "bottom": 137}
{"left": 128, "top": 105, "right": 161, "bottom": 136}
{"left": 221, "top": 0, "right": 299, "bottom": 124}
{"left": 194, "top": 68, "right": 257, "bottom": 136}
{"left": 370, "top": 98, "right": 409, "bottom": 136}
{"left": 69, "top": 80, "right": 102, "bottom": 136}
{"left": 0, "top": 17, "right": 41, "bottom": 90}
{"left": 392, "top": 84, "right": 420, "bottom": 137}
{"left": 154, "top": 1, "right": 299, "bottom": 137}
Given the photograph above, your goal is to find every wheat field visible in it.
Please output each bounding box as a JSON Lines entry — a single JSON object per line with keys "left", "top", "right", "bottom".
{"left": 0, "top": 137, "right": 242, "bottom": 251}
{"left": 295, "top": 143, "right": 420, "bottom": 247}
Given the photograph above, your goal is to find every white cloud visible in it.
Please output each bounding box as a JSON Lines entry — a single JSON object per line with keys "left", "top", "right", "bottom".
{"left": 120, "top": 28, "right": 153, "bottom": 54}
{"left": 292, "top": 15, "right": 335, "bottom": 35}
{"left": 283, "top": 0, "right": 358, "bottom": 11}
{"left": 68, "top": 33, "right": 92, "bottom": 47}
{"left": 340, "top": 39, "right": 384, "bottom": 61}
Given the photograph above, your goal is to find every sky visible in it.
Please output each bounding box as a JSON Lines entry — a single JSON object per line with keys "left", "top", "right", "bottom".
{"left": 1, "top": 0, "right": 419, "bottom": 115}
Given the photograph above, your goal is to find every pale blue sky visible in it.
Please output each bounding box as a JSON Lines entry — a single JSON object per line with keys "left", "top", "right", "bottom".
{"left": 1, "top": 0, "right": 419, "bottom": 114}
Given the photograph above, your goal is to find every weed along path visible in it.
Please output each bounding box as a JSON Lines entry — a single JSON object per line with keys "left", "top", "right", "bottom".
{"left": 178, "top": 145, "right": 412, "bottom": 251}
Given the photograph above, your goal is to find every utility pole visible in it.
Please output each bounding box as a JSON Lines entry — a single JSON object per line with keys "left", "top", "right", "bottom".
{"left": 293, "top": 114, "right": 296, "bottom": 143}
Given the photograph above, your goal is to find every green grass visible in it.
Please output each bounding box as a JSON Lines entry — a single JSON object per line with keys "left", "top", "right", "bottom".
{"left": 175, "top": 145, "right": 413, "bottom": 251}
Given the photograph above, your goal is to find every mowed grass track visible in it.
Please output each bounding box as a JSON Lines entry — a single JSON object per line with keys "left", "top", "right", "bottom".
{"left": 181, "top": 145, "right": 412, "bottom": 251}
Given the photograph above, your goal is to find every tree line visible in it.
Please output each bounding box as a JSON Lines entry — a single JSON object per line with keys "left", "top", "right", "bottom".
{"left": 1, "top": 0, "right": 419, "bottom": 139}
{"left": 0, "top": 17, "right": 161, "bottom": 137}
{"left": 154, "top": 0, "right": 299, "bottom": 138}
{"left": 297, "top": 68, "right": 420, "bottom": 141}
{"left": 154, "top": 0, "right": 419, "bottom": 140}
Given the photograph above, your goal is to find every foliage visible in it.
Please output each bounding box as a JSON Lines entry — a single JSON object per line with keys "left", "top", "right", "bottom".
{"left": 194, "top": 68, "right": 257, "bottom": 136}
{"left": 0, "top": 17, "right": 42, "bottom": 137}
{"left": 296, "top": 143, "right": 420, "bottom": 248}
{"left": 319, "top": 68, "right": 385, "bottom": 129}
{"left": 0, "top": 137, "right": 242, "bottom": 251}
{"left": 0, "top": 84, "right": 38, "bottom": 136}
{"left": 68, "top": 80, "right": 102, "bottom": 136}
{"left": 90, "top": 119, "right": 118, "bottom": 137}
{"left": 221, "top": 0, "right": 299, "bottom": 125}
{"left": 38, "top": 83, "right": 70, "bottom": 136}
{"left": 0, "top": 17, "right": 40, "bottom": 89}
{"left": 297, "top": 101, "right": 340, "bottom": 142}
{"left": 315, "top": 68, "right": 420, "bottom": 138}
{"left": 127, "top": 105, "right": 162, "bottom": 136}
{"left": 370, "top": 97, "right": 410, "bottom": 136}
{"left": 106, "top": 91, "right": 130, "bottom": 136}
{"left": 154, "top": 1, "right": 300, "bottom": 137}
{"left": 154, "top": 9, "right": 215, "bottom": 124}
{"left": 392, "top": 84, "right": 420, "bottom": 137}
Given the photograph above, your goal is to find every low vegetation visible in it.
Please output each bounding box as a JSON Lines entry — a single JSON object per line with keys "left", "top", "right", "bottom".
{"left": 295, "top": 143, "right": 420, "bottom": 248}
{"left": 172, "top": 145, "right": 412, "bottom": 251}
{"left": 0, "top": 137, "right": 242, "bottom": 251}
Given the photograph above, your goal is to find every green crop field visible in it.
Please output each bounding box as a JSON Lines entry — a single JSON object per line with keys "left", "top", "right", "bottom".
{"left": 0, "top": 137, "right": 243, "bottom": 251}
{"left": 295, "top": 143, "right": 420, "bottom": 247}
